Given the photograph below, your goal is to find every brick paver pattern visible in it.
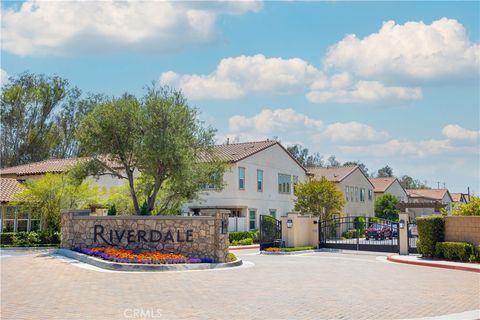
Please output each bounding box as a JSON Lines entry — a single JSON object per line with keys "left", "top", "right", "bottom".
{"left": 1, "top": 250, "right": 479, "bottom": 320}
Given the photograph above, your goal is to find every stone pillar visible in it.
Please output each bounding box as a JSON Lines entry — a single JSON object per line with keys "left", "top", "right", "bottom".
{"left": 60, "top": 209, "right": 75, "bottom": 249}
{"left": 214, "top": 210, "right": 230, "bottom": 263}
{"left": 398, "top": 212, "right": 409, "bottom": 255}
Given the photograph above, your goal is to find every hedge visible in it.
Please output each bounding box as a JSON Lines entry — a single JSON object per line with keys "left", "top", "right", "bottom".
{"left": 0, "top": 231, "right": 60, "bottom": 247}
{"left": 416, "top": 215, "right": 444, "bottom": 257}
{"left": 229, "top": 231, "right": 258, "bottom": 243}
{"left": 435, "top": 242, "right": 478, "bottom": 262}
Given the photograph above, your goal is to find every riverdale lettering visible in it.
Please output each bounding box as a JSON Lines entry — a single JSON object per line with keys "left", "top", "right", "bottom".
{"left": 93, "top": 225, "right": 194, "bottom": 246}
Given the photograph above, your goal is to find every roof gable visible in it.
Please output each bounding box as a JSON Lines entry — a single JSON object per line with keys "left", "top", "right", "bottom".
{"left": 370, "top": 177, "right": 398, "bottom": 193}
{"left": 200, "top": 140, "right": 306, "bottom": 172}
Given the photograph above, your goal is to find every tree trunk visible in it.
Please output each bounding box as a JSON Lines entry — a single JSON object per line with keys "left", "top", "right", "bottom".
{"left": 126, "top": 169, "right": 141, "bottom": 215}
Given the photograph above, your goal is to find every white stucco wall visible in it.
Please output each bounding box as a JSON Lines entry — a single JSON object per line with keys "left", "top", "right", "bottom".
{"left": 337, "top": 168, "right": 374, "bottom": 217}
{"left": 184, "top": 144, "right": 306, "bottom": 230}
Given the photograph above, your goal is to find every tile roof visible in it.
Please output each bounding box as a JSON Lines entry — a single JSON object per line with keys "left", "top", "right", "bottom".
{"left": 369, "top": 177, "right": 397, "bottom": 192}
{"left": 450, "top": 193, "right": 466, "bottom": 202}
{"left": 406, "top": 189, "right": 450, "bottom": 201}
{"left": 0, "top": 178, "right": 24, "bottom": 202}
{"left": 307, "top": 166, "right": 358, "bottom": 182}
{"left": 0, "top": 157, "right": 123, "bottom": 177}
{"left": 199, "top": 140, "right": 306, "bottom": 170}
{"left": 0, "top": 158, "right": 87, "bottom": 177}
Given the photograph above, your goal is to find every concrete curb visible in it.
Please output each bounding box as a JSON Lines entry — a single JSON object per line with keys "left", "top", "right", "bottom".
{"left": 229, "top": 244, "right": 260, "bottom": 250}
{"left": 54, "top": 249, "right": 243, "bottom": 272}
{"left": 387, "top": 255, "right": 480, "bottom": 273}
{"left": 260, "top": 249, "right": 317, "bottom": 255}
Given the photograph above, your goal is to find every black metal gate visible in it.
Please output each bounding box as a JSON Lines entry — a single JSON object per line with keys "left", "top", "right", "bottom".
{"left": 319, "top": 216, "right": 399, "bottom": 253}
{"left": 408, "top": 222, "right": 418, "bottom": 253}
{"left": 259, "top": 215, "right": 282, "bottom": 250}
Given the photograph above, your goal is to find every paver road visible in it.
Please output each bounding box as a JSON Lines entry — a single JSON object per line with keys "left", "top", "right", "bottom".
{"left": 1, "top": 249, "right": 479, "bottom": 320}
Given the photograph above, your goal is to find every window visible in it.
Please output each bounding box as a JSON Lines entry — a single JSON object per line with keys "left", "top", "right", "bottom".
{"left": 238, "top": 167, "right": 245, "bottom": 190}
{"left": 249, "top": 210, "right": 256, "bottom": 230}
{"left": 257, "top": 170, "right": 263, "bottom": 192}
{"left": 368, "top": 189, "right": 373, "bottom": 201}
{"left": 350, "top": 187, "right": 354, "bottom": 202}
{"left": 360, "top": 188, "right": 365, "bottom": 202}
{"left": 345, "top": 186, "right": 349, "bottom": 201}
{"left": 269, "top": 209, "right": 277, "bottom": 219}
{"left": 278, "top": 174, "right": 292, "bottom": 194}
{"left": 355, "top": 187, "right": 359, "bottom": 202}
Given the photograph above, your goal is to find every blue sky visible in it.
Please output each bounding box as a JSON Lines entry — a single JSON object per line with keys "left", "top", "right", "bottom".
{"left": 1, "top": 1, "right": 479, "bottom": 194}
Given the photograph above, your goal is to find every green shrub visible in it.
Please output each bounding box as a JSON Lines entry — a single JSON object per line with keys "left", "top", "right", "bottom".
{"left": 107, "top": 205, "right": 117, "bottom": 216}
{"left": 416, "top": 215, "right": 444, "bottom": 257}
{"left": 435, "top": 242, "right": 475, "bottom": 262}
{"left": 354, "top": 216, "right": 366, "bottom": 234}
{"left": 238, "top": 238, "right": 253, "bottom": 245}
{"left": 227, "top": 252, "right": 237, "bottom": 262}
{"left": 12, "top": 232, "right": 31, "bottom": 246}
{"left": 342, "top": 229, "right": 357, "bottom": 239}
{"left": 38, "top": 230, "right": 60, "bottom": 244}
{"left": 229, "top": 231, "right": 257, "bottom": 243}
{"left": 0, "top": 232, "right": 15, "bottom": 245}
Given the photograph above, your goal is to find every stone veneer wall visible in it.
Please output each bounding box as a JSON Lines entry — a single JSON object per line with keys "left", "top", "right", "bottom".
{"left": 60, "top": 209, "right": 230, "bottom": 263}
{"left": 444, "top": 216, "right": 480, "bottom": 246}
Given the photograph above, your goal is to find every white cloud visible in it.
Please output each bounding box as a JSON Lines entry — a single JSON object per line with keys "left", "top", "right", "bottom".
{"left": 442, "top": 124, "right": 480, "bottom": 140}
{"left": 229, "top": 108, "right": 324, "bottom": 134}
{"left": 338, "top": 139, "right": 454, "bottom": 158}
{"left": 307, "top": 78, "right": 422, "bottom": 104}
{"left": 0, "top": 69, "right": 8, "bottom": 85}
{"left": 160, "top": 54, "right": 321, "bottom": 100}
{"left": 324, "top": 122, "right": 389, "bottom": 142}
{"left": 226, "top": 108, "right": 389, "bottom": 144}
{"left": 1, "top": 0, "right": 262, "bottom": 56}
{"left": 323, "top": 18, "right": 480, "bottom": 82}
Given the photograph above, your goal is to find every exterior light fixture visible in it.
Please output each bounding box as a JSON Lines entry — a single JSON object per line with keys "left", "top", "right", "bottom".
{"left": 287, "top": 219, "right": 293, "bottom": 228}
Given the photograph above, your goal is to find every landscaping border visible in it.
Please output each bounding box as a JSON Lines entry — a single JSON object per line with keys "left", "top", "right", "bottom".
{"left": 387, "top": 254, "right": 480, "bottom": 273}
{"left": 261, "top": 249, "right": 317, "bottom": 255}
{"left": 54, "top": 249, "right": 243, "bottom": 272}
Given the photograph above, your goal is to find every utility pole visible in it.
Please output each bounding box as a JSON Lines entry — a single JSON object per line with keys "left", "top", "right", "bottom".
{"left": 436, "top": 181, "right": 440, "bottom": 189}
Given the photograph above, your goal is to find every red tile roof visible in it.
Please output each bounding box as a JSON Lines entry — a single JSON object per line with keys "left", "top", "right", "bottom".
{"left": 369, "top": 177, "right": 398, "bottom": 193}
{"left": 406, "top": 189, "right": 451, "bottom": 201}
{"left": 0, "top": 157, "right": 123, "bottom": 177}
{"left": 450, "top": 193, "right": 466, "bottom": 202}
{"left": 307, "top": 166, "right": 358, "bottom": 182}
{"left": 0, "top": 178, "right": 24, "bottom": 203}
{"left": 0, "top": 158, "right": 87, "bottom": 176}
{"left": 200, "top": 140, "right": 306, "bottom": 171}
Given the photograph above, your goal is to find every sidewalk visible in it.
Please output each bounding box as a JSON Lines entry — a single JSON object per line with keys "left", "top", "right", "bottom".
{"left": 388, "top": 254, "right": 480, "bottom": 273}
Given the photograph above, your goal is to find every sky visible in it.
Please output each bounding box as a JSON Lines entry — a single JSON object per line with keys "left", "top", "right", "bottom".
{"left": 1, "top": 1, "right": 479, "bottom": 194}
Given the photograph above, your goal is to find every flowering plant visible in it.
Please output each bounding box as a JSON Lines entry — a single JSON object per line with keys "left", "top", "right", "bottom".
{"left": 265, "top": 247, "right": 282, "bottom": 252}
{"left": 73, "top": 247, "right": 214, "bottom": 264}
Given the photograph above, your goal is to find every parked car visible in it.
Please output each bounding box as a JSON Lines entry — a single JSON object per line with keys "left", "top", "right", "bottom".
{"left": 365, "top": 224, "right": 392, "bottom": 240}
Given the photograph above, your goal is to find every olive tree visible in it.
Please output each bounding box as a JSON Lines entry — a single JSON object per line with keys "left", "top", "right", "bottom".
{"left": 76, "top": 86, "right": 225, "bottom": 215}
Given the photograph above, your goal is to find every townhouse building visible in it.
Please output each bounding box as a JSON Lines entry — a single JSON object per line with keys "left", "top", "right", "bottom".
{"left": 184, "top": 140, "right": 307, "bottom": 231}
{"left": 307, "top": 166, "right": 375, "bottom": 217}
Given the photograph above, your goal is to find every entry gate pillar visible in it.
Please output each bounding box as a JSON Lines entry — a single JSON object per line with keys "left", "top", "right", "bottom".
{"left": 398, "top": 212, "right": 409, "bottom": 255}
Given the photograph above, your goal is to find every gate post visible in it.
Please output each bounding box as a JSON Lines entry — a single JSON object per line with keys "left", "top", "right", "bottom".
{"left": 398, "top": 212, "right": 409, "bottom": 255}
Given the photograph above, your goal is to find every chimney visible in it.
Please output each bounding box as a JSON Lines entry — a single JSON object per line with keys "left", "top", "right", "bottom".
{"left": 226, "top": 138, "right": 230, "bottom": 145}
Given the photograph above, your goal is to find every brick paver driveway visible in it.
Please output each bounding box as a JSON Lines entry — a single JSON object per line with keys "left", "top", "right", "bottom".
{"left": 1, "top": 249, "right": 479, "bottom": 320}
